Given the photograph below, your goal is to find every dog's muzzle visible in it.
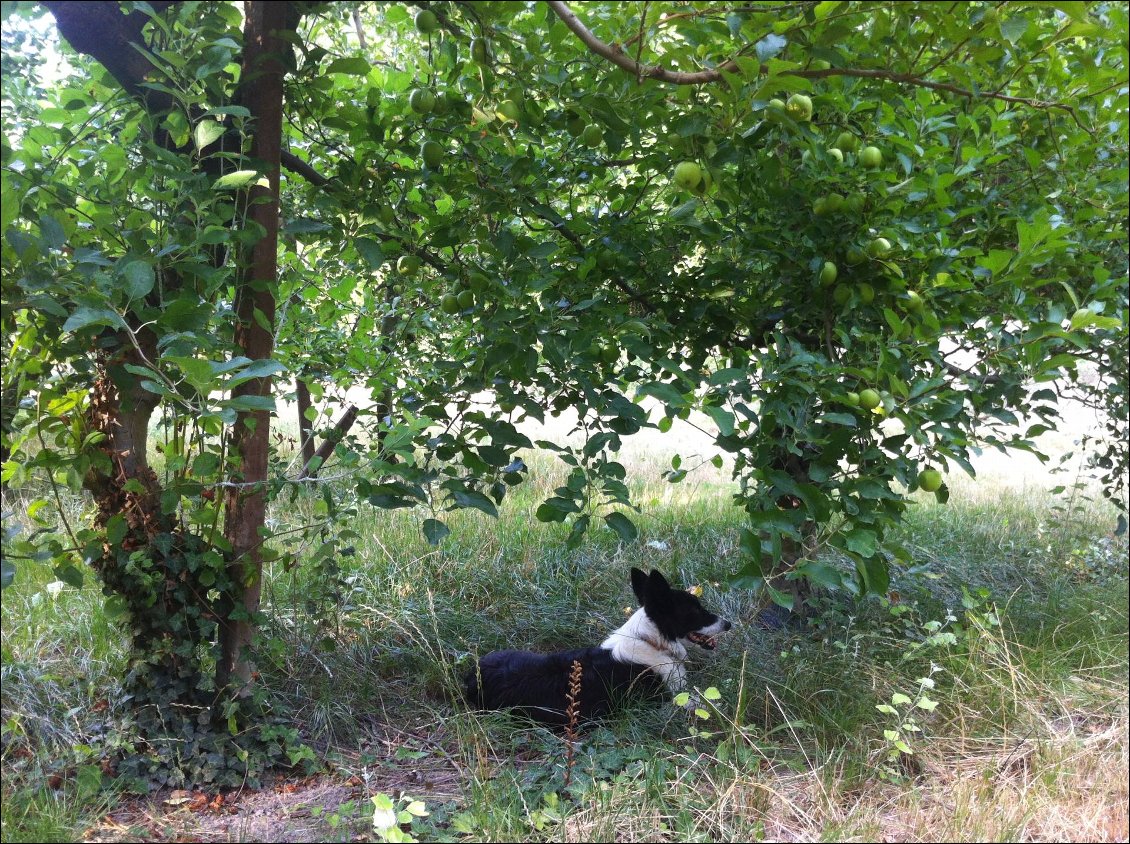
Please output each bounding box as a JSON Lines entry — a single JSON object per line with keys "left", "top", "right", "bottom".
{"left": 688, "top": 619, "right": 733, "bottom": 650}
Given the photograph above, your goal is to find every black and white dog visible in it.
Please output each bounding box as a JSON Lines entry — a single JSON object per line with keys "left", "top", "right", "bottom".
{"left": 464, "top": 568, "right": 732, "bottom": 725}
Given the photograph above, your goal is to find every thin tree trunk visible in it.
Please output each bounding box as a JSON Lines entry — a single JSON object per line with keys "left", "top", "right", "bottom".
{"left": 217, "top": 0, "right": 291, "bottom": 696}
{"left": 296, "top": 375, "right": 316, "bottom": 475}
{"left": 299, "top": 404, "right": 359, "bottom": 480}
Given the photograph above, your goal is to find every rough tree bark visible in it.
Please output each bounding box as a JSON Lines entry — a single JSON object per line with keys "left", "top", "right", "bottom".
{"left": 44, "top": 0, "right": 297, "bottom": 704}
{"left": 216, "top": 0, "right": 291, "bottom": 694}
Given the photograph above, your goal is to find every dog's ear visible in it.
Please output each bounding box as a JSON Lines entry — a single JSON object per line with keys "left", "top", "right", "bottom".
{"left": 630, "top": 567, "right": 649, "bottom": 604}
{"left": 648, "top": 569, "right": 672, "bottom": 593}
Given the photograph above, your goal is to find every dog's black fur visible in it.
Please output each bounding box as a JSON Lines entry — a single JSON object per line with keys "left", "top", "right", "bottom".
{"left": 463, "top": 568, "right": 732, "bottom": 725}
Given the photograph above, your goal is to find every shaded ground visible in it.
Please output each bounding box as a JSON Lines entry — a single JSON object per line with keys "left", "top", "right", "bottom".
{"left": 84, "top": 721, "right": 467, "bottom": 843}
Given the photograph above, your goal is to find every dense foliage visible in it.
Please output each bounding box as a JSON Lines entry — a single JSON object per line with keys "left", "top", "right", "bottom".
{"left": 2, "top": 0, "right": 1126, "bottom": 784}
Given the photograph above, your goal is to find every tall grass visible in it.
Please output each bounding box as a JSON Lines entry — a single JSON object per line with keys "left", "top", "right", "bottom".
{"left": 2, "top": 440, "right": 1127, "bottom": 842}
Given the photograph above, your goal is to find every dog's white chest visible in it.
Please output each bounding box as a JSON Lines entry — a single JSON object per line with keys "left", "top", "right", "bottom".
{"left": 601, "top": 608, "right": 688, "bottom": 691}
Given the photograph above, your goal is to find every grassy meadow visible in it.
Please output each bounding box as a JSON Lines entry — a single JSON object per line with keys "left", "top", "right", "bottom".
{"left": 1, "top": 418, "right": 1127, "bottom": 842}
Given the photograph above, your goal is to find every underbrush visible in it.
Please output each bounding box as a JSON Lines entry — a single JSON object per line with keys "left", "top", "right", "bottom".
{"left": 2, "top": 454, "right": 1127, "bottom": 842}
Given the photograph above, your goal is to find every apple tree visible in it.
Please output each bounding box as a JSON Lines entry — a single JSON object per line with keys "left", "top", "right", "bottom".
{"left": 1, "top": 0, "right": 1126, "bottom": 784}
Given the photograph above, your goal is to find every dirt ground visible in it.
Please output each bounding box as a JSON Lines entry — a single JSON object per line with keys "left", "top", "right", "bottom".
{"left": 85, "top": 721, "right": 467, "bottom": 842}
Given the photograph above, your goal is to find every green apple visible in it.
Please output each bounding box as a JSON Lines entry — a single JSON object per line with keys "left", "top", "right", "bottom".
{"left": 827, "top": 147, "right": 844, "bottom": 164}
{"left": 581, "top": 123, "right": 603, "bottom": 148}
{"left": 496, "top": 99, "right": 521, "bottom": 123}
{"left": 415, "top": 9, "right": 439, "bottom": 33}
{"left": 833, "top": 284, "right": 852, "bottom": 305}
{"left": 440, "top": 293, "right": 461, "bottom": 315}
{"left": 858, "top": 388, "right": 881, "bottom": 410}
{"left": 868, "top": 237, "right": 892, "bottom": 257}
{"left": 859, "top": 146, "right": 883, "bottom": 168}
{"left": 845, "top": 391, "right": 860, "bottom": 406}
{"left": 409, "top": 88, "right": 436, "bottom": 114}
{"left": 397, "top": 254, "right": 422, "bottom": 276}
{"left": 846, "top": 246, "right": 867, "bottom": 266}
{"left": 765, "top": 99, "right": 787, "bottom": 122}
{"left": 835, "top": 131, "right": 860, "bottom": 153}
{"left": 674, "top": 161, "right": 703, "bottom": 190}
{"left": 819, "top": 261, "right": 838, "bottom": 286}
{"left": 692, "top": 168, "right": 714, "bottom": 195}
{"left": 470, "top": 37, "right": 491, "bottom": 64}
{"left": 919, "top": 468, "right": 943, "bottom": 492}
{"left": 786, "top": 93, "right": 813, "bottom": 122}
{"left": 430, "top": 92, "right": 450, "bottom": 115}
{"left": 858, "top": 282, "right": 875, "bottom": 304}
{"left": 420, "top": 139, "right": 444, "bottom": 168}
{"left": 904, "top": 290, "right": 925, "bottom": 312}
{"left": 457, "top": 289, "right": 475, "bottom": 309}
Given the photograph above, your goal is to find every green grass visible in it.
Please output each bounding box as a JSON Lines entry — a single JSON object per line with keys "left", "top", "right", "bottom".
{"left": 2, "top": 446, "right": 1127, "bottom": 842}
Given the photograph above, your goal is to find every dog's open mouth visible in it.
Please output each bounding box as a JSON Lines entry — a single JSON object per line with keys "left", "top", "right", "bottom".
{"left": 688, "top": 631, "right": 717, "bottom": 650}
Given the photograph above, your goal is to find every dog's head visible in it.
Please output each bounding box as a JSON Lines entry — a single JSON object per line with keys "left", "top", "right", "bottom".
{"left": 630, "top": 567, "right": 733, "bottom": 650}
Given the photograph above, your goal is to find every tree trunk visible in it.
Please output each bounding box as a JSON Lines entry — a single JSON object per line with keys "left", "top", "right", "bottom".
{"left": 216, "top": 0, "right": 291, "bottom": 695}
{"left": 84, "top": 331, "right": 165, "bottom": 532}
{"left": 299, "top": 404, "right": 359, "bottom": 480}
{"left": 296, "top": 376, "right": 316, "bottom": 475}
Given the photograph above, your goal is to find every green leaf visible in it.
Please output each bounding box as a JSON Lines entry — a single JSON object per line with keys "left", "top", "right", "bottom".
{"left": 766, "top": 583, "right": 794, "bottom": 611}
{"left": 795, "top": 560, "right": 842, "bottom": 589}
{"left": 222, "top": 395, "right": 276, "bottom": 412}
{"left": 636, "top": 381, "right": 689, "bottom": 409}
{"left": 62, "top": 306, "right": 124, "bottom": 332}
{"left": 855, "top": 555, "right": 890, "bottom": 596}
{"left": 843, "top": 528, "right": 878, "bottom": 557}
{"left": 702, "top": 405, "right": 735, "bottom": 436}
{"left": 212, "top": 169, "right": 264, "bottom": 190}
{"left": 822, "top": 412, "right": 857, "bottom": 427}
{"left": 422, "top": 518, "right": 450, "bottom": 545}
{"left": 120, "top": 260, "right": 155, "bottom": 300}
{"left": 225, "top": 358, "right": 287, "bottom": 388}
{"left": 326, "top": 57, "right": 371, "bottom": 75}
{"left": 536, "top": 497, "right": 578, "bottom": 522}
{"left": 53, "top": 561, "right": 84, "bottom": 589}
{"left": 998, "top": 15, "right": 1029, "bottom": 44}
{"left": 194, "top": 119, "right": 226, "bottom": 150}
{"left": 450, "top": 489, "right": 498, "bottom": 518}
{"left": 603, "top": 511, "right": 638, "bottom": 542}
